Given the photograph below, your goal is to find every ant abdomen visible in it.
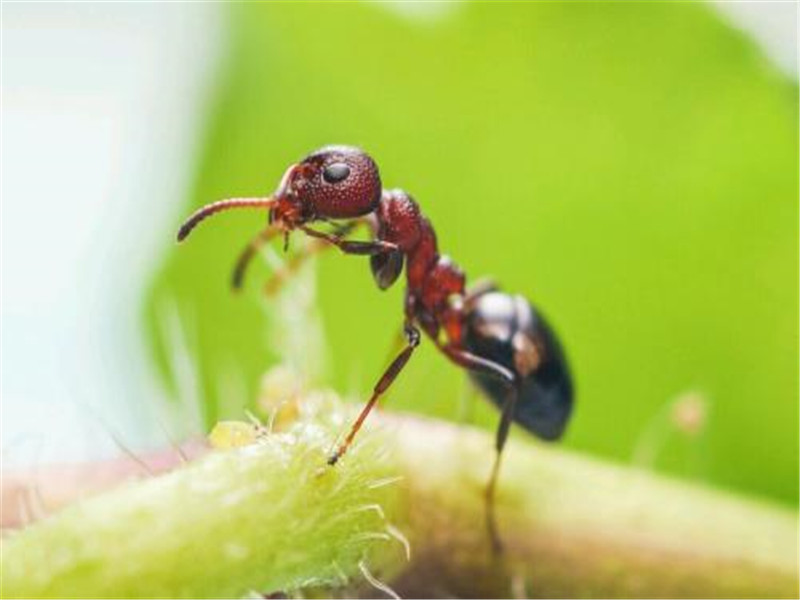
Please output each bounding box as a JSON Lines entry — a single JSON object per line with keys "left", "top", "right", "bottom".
{"left": 464, "top": 291, "right": 573, "bottom": 441}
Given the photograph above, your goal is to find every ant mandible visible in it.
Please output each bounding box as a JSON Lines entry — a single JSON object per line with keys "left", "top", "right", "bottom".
{"left": 177, "top": 145, "right": 574, "bottom": 551}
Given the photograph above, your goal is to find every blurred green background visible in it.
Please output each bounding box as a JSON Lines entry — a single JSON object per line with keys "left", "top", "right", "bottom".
{"left": 146, "top": 3, "right": 798, "bottom": 507}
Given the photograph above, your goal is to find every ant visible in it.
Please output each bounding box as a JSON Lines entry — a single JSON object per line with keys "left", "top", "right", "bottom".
{"left": 177, "top": 145, "right": 574, "bottom": 551}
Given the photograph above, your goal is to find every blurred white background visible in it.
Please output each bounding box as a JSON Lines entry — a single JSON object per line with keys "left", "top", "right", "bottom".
{"left": 2, "top": 3, "right": 223, "bottom": 465}
{"left": 1, "top": 1, "right": 797, "bottom": 466}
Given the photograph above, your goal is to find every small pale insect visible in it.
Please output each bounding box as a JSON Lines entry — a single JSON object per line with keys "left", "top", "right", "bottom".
{"left": 208, "top": 421, "right": 263, "bottom": 449}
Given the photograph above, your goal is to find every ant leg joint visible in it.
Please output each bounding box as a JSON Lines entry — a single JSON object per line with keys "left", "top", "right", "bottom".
{"left": 403, "top": 324, "right": 421, "bottom": 347}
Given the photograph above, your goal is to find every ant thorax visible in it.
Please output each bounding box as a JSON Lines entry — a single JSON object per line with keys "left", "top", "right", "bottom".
{"left": 373, "top": 189, "right": 467, "bottom": 344}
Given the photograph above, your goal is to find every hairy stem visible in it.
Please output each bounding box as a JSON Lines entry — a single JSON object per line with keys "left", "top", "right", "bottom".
{"left": 1, "top": 411, "right": 402, "bottom": 598}
{"left": 2, "top": 401, "right": 797, "bottom": 598}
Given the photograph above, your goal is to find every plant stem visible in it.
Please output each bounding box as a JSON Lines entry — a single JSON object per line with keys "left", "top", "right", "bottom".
{"left": 386, "top": 415, "right": 798, "bottom": 598}
{"left": 1, "top": 414, "right": 401, "bottom": 598}
{"left": 2, "top": 406, "right": 797, "bottom": 598}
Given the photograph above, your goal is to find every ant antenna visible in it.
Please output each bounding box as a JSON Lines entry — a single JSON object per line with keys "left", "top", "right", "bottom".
{"left": 176, "top": 197, "right": 275, "bottom": 242}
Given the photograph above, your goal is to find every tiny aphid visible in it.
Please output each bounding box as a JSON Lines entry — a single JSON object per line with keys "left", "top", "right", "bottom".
{"left": 208, "top": 421, "right": 263, "bottom": 449}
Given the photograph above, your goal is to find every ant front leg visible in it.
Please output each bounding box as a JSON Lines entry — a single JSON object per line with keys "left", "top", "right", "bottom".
{"left": 262, "top": 221, "right": 361, "bottom": 296}
{"left": 328, "top": 324, "right": 421, "bottom": 466}
{"left": 231, "top": 221, "right": 366, "bottom": 293}
{"left": 299, "top": 225, "right": 398, "bottom": 256}
{"left": 231, "top": 226, "right": 282, "bottom": 291}
{"left": 441, "top": 344, "right": 518, "bottom": 553}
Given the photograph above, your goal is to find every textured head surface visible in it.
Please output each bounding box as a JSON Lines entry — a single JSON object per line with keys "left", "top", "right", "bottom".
{"left": 290, "top": 145, "right": 382, "bottom": 219}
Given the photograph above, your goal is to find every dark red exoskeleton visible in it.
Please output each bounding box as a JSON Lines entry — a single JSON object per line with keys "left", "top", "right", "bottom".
{"left": 177, "top": 145, "right": 574, "bottom": 550}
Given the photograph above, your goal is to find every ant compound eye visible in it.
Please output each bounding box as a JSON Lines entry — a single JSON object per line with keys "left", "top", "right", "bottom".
{"left": 322, "top": 162, "right": 351, "bottom": 184}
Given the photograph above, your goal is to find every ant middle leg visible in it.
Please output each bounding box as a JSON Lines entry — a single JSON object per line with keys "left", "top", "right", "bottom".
{"left": 328, "top": 324, "right": 421, "bottom": 466}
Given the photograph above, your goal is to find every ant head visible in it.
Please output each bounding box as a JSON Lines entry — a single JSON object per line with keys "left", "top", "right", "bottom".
{"left": 176, "top": 145, "right": 382, "bottom": 242}
{"left": 276, "top": 145, "right": 382, "bottom": 224}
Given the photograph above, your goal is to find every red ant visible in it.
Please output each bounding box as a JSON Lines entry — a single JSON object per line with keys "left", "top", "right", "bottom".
{"left": 177, "top": 145, "right": 573, "bottom": 551}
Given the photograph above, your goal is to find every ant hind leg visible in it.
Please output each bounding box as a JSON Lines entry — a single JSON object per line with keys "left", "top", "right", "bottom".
{"left": 485, "top": 383, "right": 519, "bottom": 554}
{"left": 439, "top": 345, "right": 517, "bottom": 553}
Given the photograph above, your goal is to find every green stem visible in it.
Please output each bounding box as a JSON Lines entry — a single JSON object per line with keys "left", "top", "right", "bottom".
{"left": 2, "top": 403, "right": 797, "bottom": 598}
{"left": 389, "top": 415, "right": 799, "bottom": 598}
{"left": 1, "top": 416, "right": 401, "bottom": 598}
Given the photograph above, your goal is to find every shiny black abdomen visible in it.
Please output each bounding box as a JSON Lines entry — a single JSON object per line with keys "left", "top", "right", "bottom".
{"left": 463, "top": 292, "right": 573, "bottom": 441}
